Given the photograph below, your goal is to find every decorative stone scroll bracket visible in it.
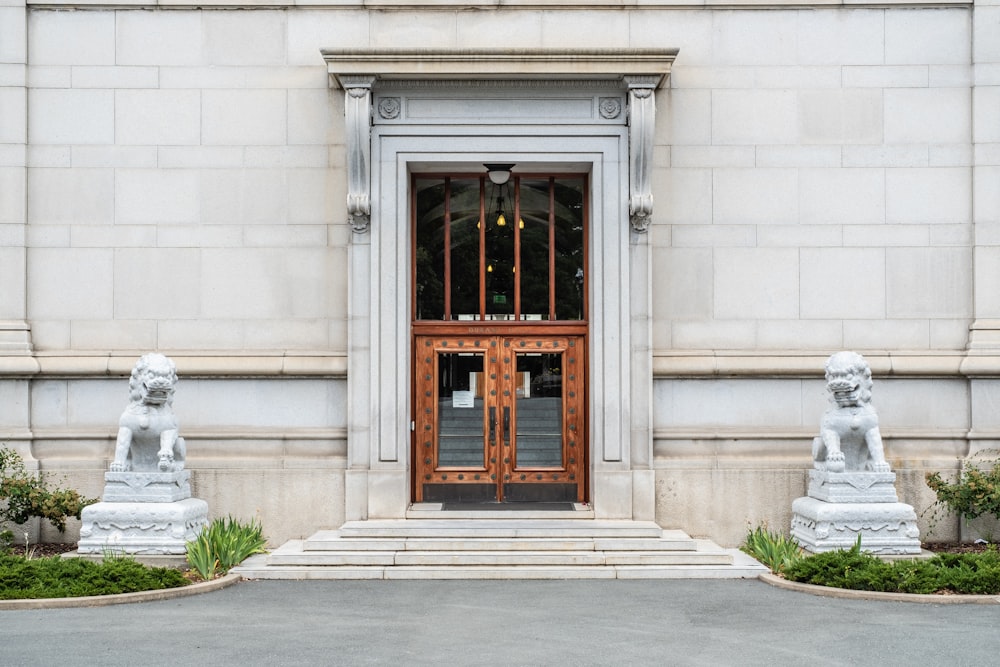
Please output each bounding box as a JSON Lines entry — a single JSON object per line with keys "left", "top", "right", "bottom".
{"left": 342, "top": 75, "right": 376, "bottom": 233}
{"left": 625, "top": 76, "right": 658, "bottom": 234}
{"left": 322, "top": 50, "right": 678, "bottom": 235}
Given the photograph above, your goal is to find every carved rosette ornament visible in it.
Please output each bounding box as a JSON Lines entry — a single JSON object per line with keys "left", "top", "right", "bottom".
{"left": 599, "top": 97, "right": 622, "bottom": 120}
{"left": 343, "top": 76, "right": 376, "bottom": 233}
{"left": 378, "top": 97, "right": 401, "bottom": 120}
{"left": 625, "top": 76, "right": 658, "bottom": 233}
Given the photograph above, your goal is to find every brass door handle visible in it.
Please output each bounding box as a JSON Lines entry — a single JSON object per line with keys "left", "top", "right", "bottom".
{"left": 489, "top": 406, "right": 496, "bottom": 447}
{"left": 503, "top": 406, "right": 510, "bottom": 446}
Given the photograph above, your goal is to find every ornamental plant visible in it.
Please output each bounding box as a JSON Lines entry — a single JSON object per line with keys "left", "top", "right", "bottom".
{"left": 0, "top": 553, "right": 187, "bottom": 599}
{"left": 925, "top": 452, "right": 1000, "bottom": 532}
{"left": 186, "top": 515, "right": 267, "bottom": 580}
{"left": 783, "top": 537, "right": 1000, "bottom": 595}
{"left": 0, "top": 447, "right": 96, "bottom": 533}
{"left": 740, "top": 523, "right": 804, "bottom": 575}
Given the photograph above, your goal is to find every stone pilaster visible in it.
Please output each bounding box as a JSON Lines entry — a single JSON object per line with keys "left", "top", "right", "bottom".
{"left": 0, "top": 0, "right": 31, "bottom": 354}
{"left": 966, "top": 0, "right": 1000, "bottom": 352}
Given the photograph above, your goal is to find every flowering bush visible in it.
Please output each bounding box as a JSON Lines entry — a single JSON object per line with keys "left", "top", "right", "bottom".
{"left": 0, "top": 447, "right": 96, "bottom": 533}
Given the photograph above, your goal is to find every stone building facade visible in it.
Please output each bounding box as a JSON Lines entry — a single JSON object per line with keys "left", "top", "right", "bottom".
{"left": 1, "top": 0, "right": 998, "bottom": 546}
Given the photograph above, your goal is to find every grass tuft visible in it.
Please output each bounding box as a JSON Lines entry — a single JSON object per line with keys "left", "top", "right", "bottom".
{"left": 741, "top": 524, "right": 804, "bottom": 574}
{"left": 186, "top": 515, "right": 267, "bottom": 580}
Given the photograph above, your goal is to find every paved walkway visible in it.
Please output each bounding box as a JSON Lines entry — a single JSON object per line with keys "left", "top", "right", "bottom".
{"left": 2, "top": 579, "right": 999, "bottom": 665}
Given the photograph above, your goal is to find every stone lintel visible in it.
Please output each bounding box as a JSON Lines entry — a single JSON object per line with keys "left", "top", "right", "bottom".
{"left": 322, "top": 49, "right": 678, "bottom": 90}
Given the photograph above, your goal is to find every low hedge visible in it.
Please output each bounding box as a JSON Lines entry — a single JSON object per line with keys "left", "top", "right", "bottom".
{"left": 0, "top": 554, "right": 188, "bottom": 600}
{"left": 783, "top": 545, "right": 1000, "bottom": 595}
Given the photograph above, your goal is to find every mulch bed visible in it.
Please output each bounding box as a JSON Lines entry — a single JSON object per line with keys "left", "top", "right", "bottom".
{"left": 922, "top": 541, "right": 994, "bottom": 554}
{"left": 23, "top": 543, "right": 80, "bottom": 558}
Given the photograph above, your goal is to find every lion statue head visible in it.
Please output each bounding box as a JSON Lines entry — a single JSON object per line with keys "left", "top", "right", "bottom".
{"left": 128, "top": 353, "right": 178, "bottom": 408}
{"left": 824, "top": 351, "right": 873, "bottom": 408}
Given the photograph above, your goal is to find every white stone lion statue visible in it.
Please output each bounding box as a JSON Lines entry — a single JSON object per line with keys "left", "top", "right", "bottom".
{"left": 812, "top": 351, "right": 891, "bottom": 473}
{"left": 110, "top": 353, "right": 186, "bottom": 473}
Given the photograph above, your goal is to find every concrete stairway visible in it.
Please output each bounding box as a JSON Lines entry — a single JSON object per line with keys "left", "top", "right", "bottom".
{"left": 233, "top": 508, "right": 766, "bottom": 580}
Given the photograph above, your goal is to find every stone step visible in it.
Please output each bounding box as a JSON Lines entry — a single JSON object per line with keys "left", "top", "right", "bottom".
{"left": 301, "top": 533, "right": 698, "bottom": 552}
{"left": 233, "top": 552, "right": 767, "bottom": 581}
{"left": 269, "top": 549, "right": 730, "bottom": 568}
{"left": 335, "top": 519, "right": 666, "bottom": 539}
{"left": 229, "top": 521, "right": 769, "bottom": 581}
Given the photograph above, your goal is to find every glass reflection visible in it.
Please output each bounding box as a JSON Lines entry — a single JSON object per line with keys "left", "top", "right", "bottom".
{"left": 436, "top": 352, "right": 486, "bottom": 467}
{"left": 514, "top": 352, "right": 563, "bottom": 467}
{"left": 414, "top": 174, "right": 585, "bottom": 322}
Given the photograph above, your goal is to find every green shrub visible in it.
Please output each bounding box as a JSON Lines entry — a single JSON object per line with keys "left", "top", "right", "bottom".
{"left": 925, "top": 451, "right": 1000, "bottom": 534}
{"left": 186, "top": 515, "right": 267, "bottom": 580}
{"left": 0, "top": 553, "right": 187, "bottom": 600}
{"left": 783, "top": 540, "right": 1000, "bottom": 595}
{"left": 741, "top": 524, "right": 804, "bottom": 574}
{"left": 0, "top": 447, "right": 97, "bottom": 532}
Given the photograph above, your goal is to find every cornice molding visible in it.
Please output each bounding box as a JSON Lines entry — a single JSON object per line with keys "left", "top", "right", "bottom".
{"left": 651, "top": 351, "right": 1000, "bottom": 378}
{"left": 322, "top": 48, "right": 678, "bottom": 90}
{"left": 6, "top": 351, "right": 1000, "bottom": 379}
{"left": 0, "top": 352, "right": 348, "bottom": 378}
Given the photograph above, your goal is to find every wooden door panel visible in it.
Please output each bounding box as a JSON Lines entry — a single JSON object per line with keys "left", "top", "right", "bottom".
{"left": 413, "top": 335, "right": 585, "bottom": 503}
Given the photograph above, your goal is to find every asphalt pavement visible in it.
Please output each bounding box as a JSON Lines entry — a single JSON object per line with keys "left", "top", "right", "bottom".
{"left": 2, "top": 578, "right": 998, "bottom": 666}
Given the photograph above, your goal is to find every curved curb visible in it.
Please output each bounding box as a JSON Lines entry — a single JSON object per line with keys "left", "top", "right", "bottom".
{"left": 759, "top": 572, "right": 1000, "bottom": 605}
{"left": 0, "top": 572, "right": 242, "bottom": 610}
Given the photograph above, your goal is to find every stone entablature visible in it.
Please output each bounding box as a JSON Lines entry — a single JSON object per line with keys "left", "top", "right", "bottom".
{"left": 324, "top": 48, "right": 676, "bottom": 233}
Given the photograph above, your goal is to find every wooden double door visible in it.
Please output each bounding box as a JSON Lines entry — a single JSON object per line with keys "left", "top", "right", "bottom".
{"left": 413, "top": 333, "right": 586, "bottom": 504}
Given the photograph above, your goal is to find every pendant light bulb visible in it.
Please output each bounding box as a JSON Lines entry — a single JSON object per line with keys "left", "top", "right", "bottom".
{"left": 497, "top": 213, "right": 507, "bottom": 227}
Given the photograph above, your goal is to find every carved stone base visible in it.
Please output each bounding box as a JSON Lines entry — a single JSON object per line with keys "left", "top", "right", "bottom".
{"left": 807, "top": 470, "right": 900, "bottom": 503}
{"left": 101, "top": 470, "right": 191, "bottom": 503}
{"left": 78, "top": 498, "right": 208, "bottom": 555}
{"left": 791, "top": 496, "right": 921, "bottom": 555}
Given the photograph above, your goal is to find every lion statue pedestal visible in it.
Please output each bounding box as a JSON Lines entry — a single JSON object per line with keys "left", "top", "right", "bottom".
{"left": 790, "top": 352, "right": 921, "bottom": 555}
{"left": 78, "top": 354, "right": 208, "bottom": 556}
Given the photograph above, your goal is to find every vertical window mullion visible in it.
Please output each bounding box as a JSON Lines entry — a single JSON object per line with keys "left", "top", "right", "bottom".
{"left": 479, "top": 176, "right": 486, "bottom": 320}
{"left": 443, "top": 178, "right": 452, "bottom": 320}
{"left": 548, "top": 177, "right": 556, "bottom": 321}
{"left": 514, "top": 176, "right": 522, "bottom": 320}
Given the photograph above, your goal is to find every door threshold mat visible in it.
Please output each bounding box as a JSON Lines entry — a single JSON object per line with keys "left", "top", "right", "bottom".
{"left": 441, "top": 502, "right": 576, "bottom": 511}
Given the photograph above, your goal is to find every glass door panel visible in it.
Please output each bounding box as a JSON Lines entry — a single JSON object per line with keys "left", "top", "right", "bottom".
{"left": 513, "top": 352, "right": 563, "bottom": 466}
{"left": 436, "top": 351, "right": 485, "bottom": 467}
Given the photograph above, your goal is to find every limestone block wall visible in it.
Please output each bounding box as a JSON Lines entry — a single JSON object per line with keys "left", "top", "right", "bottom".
{"left": 651, "top": 6, "right": 974, "bottom": 351}
{"left": 24, "top": 7, "right": 348, "bottom": 352}
{"left": 1, "top": 1, "right": 996, "bottom": 547}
